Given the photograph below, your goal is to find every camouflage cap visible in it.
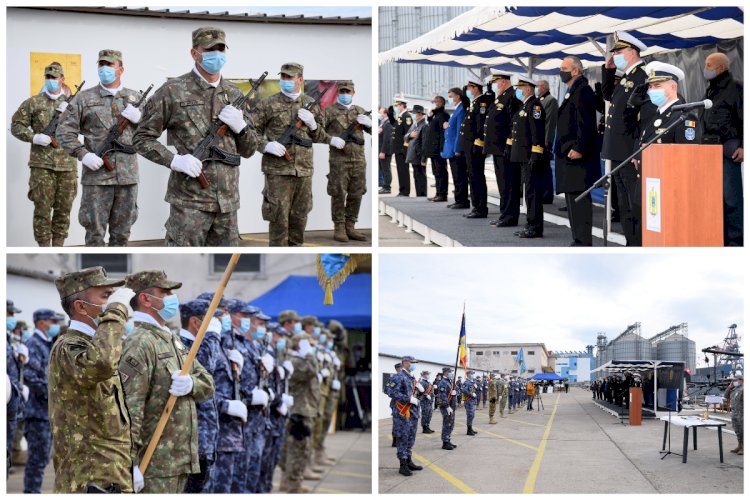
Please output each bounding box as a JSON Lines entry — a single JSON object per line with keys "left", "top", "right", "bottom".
{"left": 44, "top": 62, "right": 64, "bottom": 78}
{"left": 301, "top": 315, "right": 318, "bottom": 326}
{"left": 180, "top": 299, "right": 224, "bottom": 322}
{"left": 98, "top": 49, "right": 122, "bottom": 64}
{"left": 7, "top": 300, "right": 22, "bottom": 314}
{"left": 338, "top": 80, "right": 354, "bottom": 92}
{"left": 277, "top": 309, "right": 300, "bottom": 324}
{"left": 192, "top": 27, "right": 228, "bottom": 49}
{"left": 125, "top": 270, "right": 182, "bottom": 294}
{"left": 279, "top": 62, "right": 304, "bottom": 77}
{"left": 227, "top": 298, "right": 252, "bottom": 314}
{"left": 55, "top": 266, "right": 126, "bottom": 299}
{"left": 33, "top": 308, "right": 57, "bottom": 322}
{"left": 327, "top": 319, "right": 344, "bottom": 333}
{"left": 196, "top": 292, "right": 228, "bottom": 308}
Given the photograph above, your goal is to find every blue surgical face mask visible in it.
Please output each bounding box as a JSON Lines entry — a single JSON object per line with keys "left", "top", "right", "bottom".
{"left": 647, "top": 88, "right": 667, "bottom": 107}
{"left": 466, "top": 89, "right": 474, "bottom": 100}
{"left": 7, "top": 317, "right": 17, "bottom": 331}
{"left": 252, "top": 329, "right": 266, "bottom": 341}
{"left": 240, "top": 318, "right": 251, "bottom": 334}
{"left": 199, "top": 51, "right": 226, "bottom": 74}
{"left": 491, "top": 83, "right": 499, "bottom": 94}
{"left": 45, "top": 79, "right": 60, "bottom": 93}
{"left": 338, "top": 94, "right": 352, "bottom": 105}
{"left": 48, "top": 324, "right": 61, "bottom": 338}
{"left": 409, "top": 364, "right": 417, "bottom": 373}
{"left": 81, "top": 300, "right": 106, "bottom": 326}
{"left": 98, "top": 66, "right": 116, "bottom": 85}
{"left": 276, "top": 339, "right": 287, "bottom": 351}
{"left": 613, "top": 54, "right": 628, "bottom": 71}
{"left": 256, "top": 326, "right": 266, "bottom": 336}
{"left": 319, "top": 334, "right": 327, "bottom": 344}
{"left": 313, "top": 327, "right": 321, "bottom": 338}
{"left": 294, "top": 322, "right": 302, "bottom": 334}
{"left": 266, "top": 331, "right": 273, "bottom": 343}
{"left": 279, "top": 79, "right": 296, "bottom": 93}
{"left": 327, "top": 341, "right": 334, "bottom": 351}
{"left": 515, "top": 88, "right": 525, "bottom": 101}
{"left": 125, "top": 320, "right": 134, "bottom": 336}
{"left": 147, "top": 293, "right": 179, "bottom": 321}
{"left": 221, "top": 315, "right": 231, "bottom": 332}
{"left": 22, "top": 330, "right": 32, "bottom": 342}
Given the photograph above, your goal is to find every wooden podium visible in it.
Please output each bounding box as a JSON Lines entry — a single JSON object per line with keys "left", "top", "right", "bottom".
{"left": 642, "top": 144, "right": 723, "bottom": 246}
{"left": 629, "top": 387, "right": 643, "bottom": 426}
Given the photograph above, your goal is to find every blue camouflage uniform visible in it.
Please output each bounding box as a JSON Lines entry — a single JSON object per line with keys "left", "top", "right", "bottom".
{"left": 385, "top": 368, "right": 419, "bottom": 460}
{"left": 436, "top": 371, "right": 456, "bottom": 444}
{"left": 242, "top": 338, "right": 267, "bottom": 493}
{"left": 259, "top": 341, "right": 287, "bottom": 493}
{"left": 461, "top": 376, "right": 478, "bottom": 427}
{"left": 7, "top": 340, "right": 25, "bottom": 475}
{"left": 418, "top": 376, "right": 433, "bottom": 431}
{"left": 481, "top": 377, "right": 489, "bottom": 405}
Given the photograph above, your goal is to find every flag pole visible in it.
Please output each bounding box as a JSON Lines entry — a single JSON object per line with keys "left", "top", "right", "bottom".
{"left": 449, "top": 301, "right": 466, "bottom": 401}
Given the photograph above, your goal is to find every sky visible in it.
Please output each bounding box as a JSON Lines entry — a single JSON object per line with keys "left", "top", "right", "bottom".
{"left": 379, "top": 253, "right": 745, "bottom": 369}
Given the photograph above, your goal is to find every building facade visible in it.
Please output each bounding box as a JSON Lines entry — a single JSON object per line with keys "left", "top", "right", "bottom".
{"left": 550, "top": 349, "right": 595, "bottom": 383}
{"left": 466, "top": 343, "right": 552, "bottom": 376}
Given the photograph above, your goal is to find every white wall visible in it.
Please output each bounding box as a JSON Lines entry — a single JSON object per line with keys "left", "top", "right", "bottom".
{"left": 6, "top": 9, "right": 372, "bottom": 246}
{"left": 7, "top": 274, "right": 68, "bottom": 325}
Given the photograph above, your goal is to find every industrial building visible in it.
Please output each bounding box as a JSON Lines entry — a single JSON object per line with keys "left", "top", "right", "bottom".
{"left": 466, "top": 343, "right": 552, "bottom": 375}
{"left": 550, "top": 346, "right": 595, "bottom": 383}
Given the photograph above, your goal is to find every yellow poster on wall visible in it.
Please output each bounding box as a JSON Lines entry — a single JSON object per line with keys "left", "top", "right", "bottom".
{"left": 30, "top": 52, "right": 82, "bottom": 97}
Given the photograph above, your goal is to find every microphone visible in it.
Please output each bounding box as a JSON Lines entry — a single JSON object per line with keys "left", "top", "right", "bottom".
{"left": 671, "top": 99, "right": 712, "bottom": 111}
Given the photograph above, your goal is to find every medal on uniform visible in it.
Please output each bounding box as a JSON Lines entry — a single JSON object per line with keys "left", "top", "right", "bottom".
{"left": 564, "top": 93, "right": 570, "bottom": 100}
{"left": 654, "top": 119, "right": 662, "bottom": 127}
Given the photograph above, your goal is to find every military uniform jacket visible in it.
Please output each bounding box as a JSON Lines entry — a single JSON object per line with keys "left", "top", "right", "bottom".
{"left": 11, "top": 93, "right": 78, "bottom": 171}
{"left": 250, "top": 92, "right": 330, "bottom": 177}
{"left": 267, "top": 347, "right": 288, "bottom": 430}
{"left": 6, "top": 342, "right": 25, "bottom": 419}
{"left": 180, "top": 332, "right": 220, "bottom": 459}
{"left": 488, "top": 379, "right": 497, "bottom": 399}
{"left": 119, "top": 321, "right": 215, "bottom": 478}
{"left": 385, "top": 369, "right": 419, "bottom": 419}
{"left": 212, "top": 333, "right": 245, "bottom": 452}
{"left": 461, "top": 377, "right": 478, "bottom": 402}
{"left": 317, "top": 349, "right": 334, "bottom": 399}
{"left": 322, "top": 102, "right": 371, "bottom": 165}
{"left": 498, "top": 379, "right": 508, "bottom": 398}
{"left": 391, "top": 110, "right": 412, "bottom": 154}
{"left": 639, "top": 98, "right": 702, "bottom": 150}
{"left": 224, "top": 330, "right": 265, "bottom": 428}
{"left": 509, "top": 96, "right": 545, "bottom": 163}
{"left": 417, "top": 378, "right": 433, "bottom": 402}
{"left": 435, "top": 377, "right": 456, "bottom": 408}
{"left": 483, "top": 86, "right": 519, "bottom": 155}
{"left": 730, "top": 385, "right": 743, "bottom": 416}
{"left": 702, "top": 71, "right": 743, "bottom": 152}
{"left": 48, "top": 304, "right": 133, "bottom": 493}
{"left": 133, "top": 71, "right": 257, "bottom": 213}
{"left": 289, "top": 350, "right": 320, "bottom": 418}
{"left": 24, "top": 331, "right": 52, "bottom": 421}
{"left": 601, "top": 62, "right": 657, "bottom": 160}
{"left": 459, "top": 93, "right": 494, "bottom": 153}
{"left": 57, "top": 85, "right": 142, "bottom": 185}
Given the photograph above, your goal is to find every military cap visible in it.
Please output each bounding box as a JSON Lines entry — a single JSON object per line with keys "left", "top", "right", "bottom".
{"left": 513, "top": 74, "right": 536, "bottom": 87}
{"left": 411, "top": 104, "right": 425, "bottom": 114}
{"left": 180, "top": 299, "right": 224, "bottom": 321}
{"left": 441, "top": 367, "right": 451, "bottom": 373}
{"left": 279, "top": 62, "right": 303, "bottom": 77}
{"left": 327, "top": 319, "right": 344, "bottom": 332}
{"left": 266, "top": 321, "right": 279, "bottom": 331}
{"left": 98, "top": 49, "right": 122, "bottom": 64}
{"left": 402, "top": 355, "right": 417, "bottom": 363}
{"left": 7, "top": 300, "right": 22, "bottom": 314}
{"left": 54, "top": 312, "right": 67, "bottom": 321}
{"left": 252, "top": 309, "right": 271, "bottom": 321}
{"left": 274, "top": 325, "right": 290, "bottom": 337}
{"left": 33, "top": 308, "right": 57, "bottom": 322}
{"left": 125, "top": 270, "right": 182, "bottom": 294}
{"left": 490, "top": 69, "right": 512, "bottom": 80}
{"left": 55, "top": 266, "right": 126, "bottom": 299}
{"left": 645, "top": 61, "right": 684, "bottom": 83}
{"left": 393, "top": 93, "right": 407, "bottom": 104}
{"left": 338, "top": 80, "right": 355, "bottom": 92}
{"left": 246, "top": 305, "right": 261, "bottom": 315}
{"left": 395, "top": 363, "right": 403, "bottom": 370}
{"left": 466, "top": 369, "right": 475, "bottom": 376}
{"left": 611, "top": 31, "right": 647, "bottom": 53}
{"left": 196, "top": 292, "right": 228, "bottom": 308}
{"left": 44, "top": 62, "right": 64, "bottom": 78}
{"left": 227, "top": 298, "right": 252, "bottom": 314}
{"left": 278, "top": 309, "right": 300, "bottom": 324}
{"left": 301, "top": 315, "right": 318, "bottom": 327}
{"left": 192, "top": 27, "right": 228, "bottom": 49}
{"left": 421, "top": 370, "right": 430, "bottom": 376}
{"left": 466, "top": 73, "right": 483, "bottom": 87}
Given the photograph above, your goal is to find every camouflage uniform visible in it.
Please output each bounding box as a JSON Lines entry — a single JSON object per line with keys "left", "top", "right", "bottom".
{"left": 119, "top": 271, "right": 215, "bottom": 493}
{"left": 488, "top": 375, "right": 498, "bottom": 422}
{"left": 11, "top": 63, "right": 78, "bottom": 246}
{"left": 498, "top": 377, "right": 508, "bottom": 417}
{"left": 56, "top": 50, "right": 142, "bottom": 246}
{"left": 250, "top": 62, "right": 331, "bottom": 246}
{"left": 321, "top": 81, "right": 371, "bottom": 234}
{"left": 242, "top": 338, "right": 268, "bottom": 493}
{"left": 312, "top": 346, "right": 340, "bottom": 456}
{"left": 259, "top": 342, "right": 289, "bottom": 492}
{"left": 132, "top": 28, "right": 257, "bottom": 247}
{"left": 48, "top": 267, "right": 133, "bottom": 492}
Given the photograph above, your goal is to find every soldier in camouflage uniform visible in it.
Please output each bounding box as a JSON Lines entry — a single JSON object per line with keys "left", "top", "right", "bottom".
{"left": 250, "top": 62, "right": 337, "bottom": 246}
{"left": 488, "top": 372, "right": 498, "bottom": 424}
{"left": 48, "top": 267, "right": 135, "bottom": 492}
{"left": 321, "top": 80, "right": 371, "bottom": 242}
{"left": 417, "top": 370, "right": 435, "bottom": 433}
{"left": 726, "top": 373, "right": 744, "bottom": 454}
{"left": 119, "top": 270, "right": 215, "bottom": 493}
{"left": 56, "top": 50, "right": 143, "bottom": 246}
{"left": 178, "top": 299, "right": 223, "bottom": 493}
{"left": 435, "top": 367, "right": 457, "bottom": 450}
{"left": 385, "top": 355, "right": 423, "bottom": 476}
{"left": 311, "top": 324, "right": 341, "bottom": 466}
{"left": 11, "top": 62, "right": 78, "bottom": 247}
{"left": 132, "top": 27, "right": 257, "bottom": 246}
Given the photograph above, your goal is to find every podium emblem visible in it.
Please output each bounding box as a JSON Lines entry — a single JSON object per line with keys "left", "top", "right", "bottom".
{"left": 648, "top": 186, "right": 659, "bottom": 216}
{"left": 685, "top": 128, "right": 696, "bottom": 141}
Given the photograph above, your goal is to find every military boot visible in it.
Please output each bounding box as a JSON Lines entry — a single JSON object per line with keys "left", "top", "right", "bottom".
{"left": 469, "top": 426, "right": 478, "bottom": 435}
{"left": 51, "top": 237, "right": 65, "bottom": 247}
{"left": 489, "top": 416, "right": 497, "bottom": 425}
{"left": 442, "top": 441, "right": 454, "bottom": 450}
{"left": 345, "top": 221, "right": 368, "bottom": 241}
{"left": 37, "top": 239, "right": 51, "bottom": 247}
{"left": 333, "top": 223, "right": 349, "bottom": 242}
{"left": 737, "top": 446, "right": 743, "bottom": 455}
{"left": 315, "top": 449, "right": 336, "bottom": 466}
{"left": 303, "top": 465, "right": 322, "bottom": 480}
{"left": 406, "top": 456, "right": 423, "bottom": 471}
{"left": 309, "top": 460, "right": 325, "bottom": 473}
{"left": 287, "top": 480, "right": 312, "bottom": 493}
{"left": 730, "top": 446, "right": 741, "bottom": 453}
{"left": 391, "top": 437, "right": 396, "bottom": 447}
{"left": 399, "top": 459, "right": 412, "bottom": 476}
{"left": 279, "top": 474, "right": 289, "bottom": 492}
{"left": 448, "top": 441, "right": 458, "bottom": 449}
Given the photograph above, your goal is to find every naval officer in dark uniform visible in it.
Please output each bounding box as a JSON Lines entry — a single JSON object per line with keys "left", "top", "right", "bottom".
{"left": 392, "top": 94, "right": 412, "bottom": 197}
{"left": 459, "top": 75, "right": 493, "bottom": 219}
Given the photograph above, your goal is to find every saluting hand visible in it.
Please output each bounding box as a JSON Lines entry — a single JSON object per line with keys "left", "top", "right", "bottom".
{"left": 605, "top": 55, "right": 616, "bottom": 70}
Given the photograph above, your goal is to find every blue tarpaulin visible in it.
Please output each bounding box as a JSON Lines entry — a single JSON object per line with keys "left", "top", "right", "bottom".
{"left": 531, "top": 372, "right": 565, "bottom": 381}
{"left": 249, "top": 274, "right": 371, "bottom": 329}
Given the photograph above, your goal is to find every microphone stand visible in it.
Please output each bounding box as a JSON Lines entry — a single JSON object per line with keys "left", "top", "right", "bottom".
{"left": 575, "top": 109, "right": 692, "bottom": 246}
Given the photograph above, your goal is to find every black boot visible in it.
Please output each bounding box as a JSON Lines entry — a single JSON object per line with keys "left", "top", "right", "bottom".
{"left": 448, "top": 441, "right": 458, "bottom": 449}
{"left": 469, "top": 426, "right": 478, "bottom": 435}
{"left": 442, "top": 441, "right": 454, "bottom": 450}
{"left": 406, "top": 457, "right": 423, "bottom": 471}
{"left": 392, "top": 437, "right": 396, "bottom": 448}
{"left": 467, "top": 426, "right": 473, "bottom": 435}
{"left": 426, "top": 427, "right": 435, "bottom": 434}
{"left": 398, "top": 458, "right": 412, "bottom": 476}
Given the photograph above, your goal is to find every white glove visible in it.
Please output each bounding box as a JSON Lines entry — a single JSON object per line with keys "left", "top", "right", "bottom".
{"left": 260, "top": 353, "right": 275, "bottom": 373}
{"left": 107, "top": 287, "right": 135, "bottom": 317}
{"left": 451, "top": 390, "right": 456, "bottom": 396}
{"left": 298, "top": 339, "right": 311, "bottom": 357}
{"left": 410, "top": 396, "right": 419, "bottom": 405}
{"left": 324, "top": 353, "right": 332, "bottom": 363}
{"left": 208, "top": 317, "right": 222, "bottom": 333}
{"left": 332, "top": 379, "right": 341, "bottom": 391}
{"left": 472, "top": 393, "right": 477, "bottom": 398}
{"left": 415, "top": 384, "right": 425, "bottom": 393}
{"left": 333, "top": 356, "right": 341, "bottom": 369}
{"left": 169, "top": 371, "right": 194, "bottom": 397}
{"left": 264, "top": 141, "right": 287, "bottom": 157}
{"left": 276, "top": 365, "right": 286, "bottom": 380}
{"left": 33, "top": 133, "right": 52, "bottom": 146}
{"left": 82, "top": 152, "right": 104, "bottom": 171}
{"left": 428, "top": 394, "right": 433, "bottom": 400}
{"left": 121, "top": 104, "right": 142, "bottom": 124}
{"left": 6, "top": 375, "right": 10, "bottom": 404}
{"left": 218, "top": 104, "right": 247, "bottom": 134}
{"left": 227, "top": 349, "right": 244, "bottom": 371}
{"left": 317, "top": 373, "right": 323, "bottom": 384}
{"left": 22, "top": 385, "right": 30, "bottom": 402}
{"left": 317, "top": 352, "right": 324, "bottom": 363}
{"left": 56, "top": 101, "right": 69, "bottom": 113}
{"left": 250, "top": 387, "right": 269, "bottom": 406}
{"left": 282, "top": 393, "right": 294, "bottom": 407}
{"left": 170, "top": 154, "right": 202, "bottom": 178}
{"left": 330, "top": 137, "right": 346, "bottom": 149}
{"left": 13, "top": 344, "right": 29, "bottom": 363}
{"left": 267, "top": 388, "right": 275, "bottom": 402}
{"left": 297, "top": 108, "right": 317, "bottom": 130}
{"left": 356, "top": 114, "right": 372, "bottom": 127}
{"left": 133, "top": 466, "right": 144, "bottom": 493}
{"left": 282, "top": 360, "right": 294, "bottom": 376}
{"left": 278, "top": 402, "right": 288, "bottom": 416}
{"left": 447, "top": 407, "right": 454, "bottom": 415}
{"left": 321, "top": 368, "right": 331, "bottom": 378}
{"left": 225, "top": 399, "right": 248, "bottom": 421}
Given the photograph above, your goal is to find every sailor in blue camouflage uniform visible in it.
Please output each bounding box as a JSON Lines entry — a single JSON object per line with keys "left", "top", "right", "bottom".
{"left": 461, "top": 370, "right": 478, "bottom": 436}
{"left": 390, "top": 362, "right": 401, "bottom": 447}
{"left": 436, "top": 367, "right": 458, "bottom": 450}
{"left": 23, "top": 308, "right": 62, "bottom": 492}
{"left": 417, "top": 370, "right": 435, "bottom": 434}
{"left": 481, "top": 375, "right": 489, "bottom": 408}
{"left": 7, "top": 300, "right": 28, "bottom": 476}
{"left": 179, "top": 299, "right": 223, "bottom": 493}
{"left": 385, "top": 355, "right": 423, "bottom": 477}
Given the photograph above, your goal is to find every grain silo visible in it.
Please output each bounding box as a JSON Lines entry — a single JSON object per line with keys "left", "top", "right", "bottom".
{"left": 651, "top": 323, "right": 696, "bottom": 374}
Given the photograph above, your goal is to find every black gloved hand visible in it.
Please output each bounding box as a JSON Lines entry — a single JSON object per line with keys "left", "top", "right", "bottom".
{"left": 594, "top": 82, "right": 603, "bottom": 98}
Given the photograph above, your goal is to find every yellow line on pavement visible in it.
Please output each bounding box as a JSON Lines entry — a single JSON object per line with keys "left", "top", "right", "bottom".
{"left": 412, "top": 452, "right": 478, "bottom": 494}
{"left": 329, "top": 470, "right": 372, "bottom": 479}
{"left": 474, "top": 427, "right": 539, "bottom": 451}
{"left": 523, "top": 393, "right": 561, "bottom": 494}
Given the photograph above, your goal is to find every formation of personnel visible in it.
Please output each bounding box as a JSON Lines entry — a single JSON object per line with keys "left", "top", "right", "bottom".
{"left": 11, "top": 26, "right": 371, "bottom": 247}
{"left": 384, "top": 30, "right": 743, "bottom": 247}
{"left": 6, "top": 270, "right": 350, "bottom": 493}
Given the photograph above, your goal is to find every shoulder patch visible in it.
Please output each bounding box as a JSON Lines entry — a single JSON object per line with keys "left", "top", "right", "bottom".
{"left": 685, "top": 128, "right": 696, "bottom": 141}
{"left": 405, "top": 116, "right": 412, "bottom": 125}
{"left": 533, "top": 109, "right": 542, "bottom": 119}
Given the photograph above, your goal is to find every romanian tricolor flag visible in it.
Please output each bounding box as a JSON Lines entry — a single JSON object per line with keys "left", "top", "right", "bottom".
{"left": 458, "top": 312, "right": 467, "bottom": 375}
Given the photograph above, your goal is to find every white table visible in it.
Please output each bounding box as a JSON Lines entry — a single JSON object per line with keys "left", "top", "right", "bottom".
{"left": 659, "top": 415, "right": 726, "bottom": 463}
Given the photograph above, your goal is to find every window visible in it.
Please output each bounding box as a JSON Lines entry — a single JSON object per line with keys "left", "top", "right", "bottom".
{"left": 528, "top": 369, "right": 535, "bottom": 374}
{"left": 492, "top": 351, "right": 500, "bottom": 355}
{"left": 511, "top": 351, "right": 518, "bottom": 355}
{"left": 211, "top": 254, "right": 263, "bottom": 275}
{"left": 475, "top": 351, "right": 484, "bottom": 356}
{"left": 79, "top": 254, "right": 130, "bottom": 275}
{"left": 528, "top": 351, "right": 535, "bottom": 355}
{"left": 511, "top": 369, "right": 518, "bottom": 374}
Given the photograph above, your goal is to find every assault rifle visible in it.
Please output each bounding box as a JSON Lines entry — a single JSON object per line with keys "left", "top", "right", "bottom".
{"left": 98, "top": 84, "right": 154, "bottom": 171}
{"left": 43, "top": 81, "right": 85, "bottom": 148}
{"left": 272, "top": 83, "right": 334, "bottom": 161}
{"left": 339, "top": 110, "right": 371, "bottom": 154}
